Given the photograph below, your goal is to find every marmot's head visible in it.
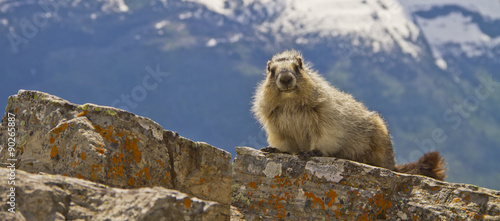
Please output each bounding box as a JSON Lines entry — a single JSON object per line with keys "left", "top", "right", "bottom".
{"left": 266, "top": 50, "right": 306, "bottom": 93}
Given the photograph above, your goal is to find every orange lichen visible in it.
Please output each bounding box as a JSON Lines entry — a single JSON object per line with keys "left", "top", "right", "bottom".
{"left": 157, "top": 160, "right": 164, "bottom": 167}
{"left": 77, "top": 110, "right": 87, "bottom": 117}
{"left": 304, "top": 192, "right": 325, "bottom": 210}
{"left": 53, "top": 123, "right": 68, "bottom": 136}
{"left": 164, "top": 172, "right": 170, "bottom": 184}
{"left": 432, "top": 186, "right": 440, "bottom": 191}
{"left": 269, "top": 194, "right": 286, "bottom": 218}
{"left": 109, "top": 153, "right": 124, "bottom": 179}
{"left": 77, "top": 173, "right": 84, "bottom": 179}
{"left": 287, "top": 192, "right": 295, "bottom": 200}
{"left": 464, "top": 195, "right": 471, "bottom": 201}
{"left": 295, "top": 172, "right": 310, "bottom": 186}
{"left": 359, "top": 212, "right": 370, "bottom": 221}
{"left": 14, "top": 107, "right": 18, "bottom": 113}
{"left": 81, "top": 152, "right": 87, "bottom": 160}
{"left": 93, "top": 125, "right": 118, "bottom": 143}
{"left": 249, "top": 200, "right": 271, "bottom": 216}
{"left": 113, "top": 166, "right": 122, "bottom": 176}
{"left": 125, "top": 137, "right": 141, "bottom": 163}
{"left": 369, "top": 193, "right": 392, "bottom": 217}
{"left": 326, "top": 189, "right": 337, "bottom": 208}
{"left": 49, "top": 137, "right": 55, "bottom": 144}
{"left": 136, "top": 167, "right": 151, "bottom": 181}
{"left": 91, "top": 164, "right": 103, "bottom": 180}
{"left": 184, "top": 198, "right": 192, "bottom": 209}
{"left": 97, "top": 148, "right": 105, "bottom": 155}
{"left": 334, "top": 204, "right": 343, "bottom": 219}
{"left": 274, "top": 176, "right": 292, "bottom": 188}
{"left": 249, "top": 181, "right": 257, "bottom": 190}
{"left": 72, "top": 144, "right": 76, "bottom": 151}
{"left": 200, "top": 178, "right": 206, "bottom": 184}
{"left": 50, "top": 145, "right": 58, "bottom": 158}
{"left": 128, "top": 177, "right": 135, "bottom": 186}
{"left": 111, "top": 152, "right": 124, "bottom": 164}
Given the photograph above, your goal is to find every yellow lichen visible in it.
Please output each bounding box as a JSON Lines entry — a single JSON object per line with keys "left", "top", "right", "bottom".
{"left": 107, "top": 109, "right": 117, "bottom": 115}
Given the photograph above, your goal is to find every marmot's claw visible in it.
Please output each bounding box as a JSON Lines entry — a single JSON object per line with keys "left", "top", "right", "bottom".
{"left": 260, "top": 146, "right": 281, "bottom": 153}
{"left": 297, "top": 150, "right": 323, "bottom": 160}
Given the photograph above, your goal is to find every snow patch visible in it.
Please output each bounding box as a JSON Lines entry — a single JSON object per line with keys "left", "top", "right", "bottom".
{"left": 101, "top": 0, "right": 129, "bottom": 13}
{"left": 257, "top": 0, "right": 421, "bottom": 57}
{"left": 435, "top": 58, "right": 447, "bottom": 70}
{"left": 206, "top": 38, "right": 218, "bottom": 47}
{"left": 415, "top": 12, "right": 500, "bottom": 58}
{"left": 189, "top": 0, "right": 422, "bottom": 57}
{"left": 155, "top": 20, "right": 170, "bottom": 29}
{"left": 399, "top": 0, "right": 500, "bottom": 20}
{"left": 184, "top": 0, "right": 231, "bottom": 15}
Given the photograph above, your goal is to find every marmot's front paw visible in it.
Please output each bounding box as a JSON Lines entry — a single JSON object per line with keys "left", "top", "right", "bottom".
{"left": 297, "top": 150, "right": 323, "bottom": 160}
{"left": 260, "top": 146, "right": 282, "bottom": 153}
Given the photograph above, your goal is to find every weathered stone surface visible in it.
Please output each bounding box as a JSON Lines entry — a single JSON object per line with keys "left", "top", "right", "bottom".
{"left": 232, "top": 146, "right": 500, "bottom": 220}
{"left": 0, "top": 168, "right": 229, "bottom": 220}
{"left": 0, "top": 90, "right": 231, "bottom": 206}
{"left": 165, "top": 131, "right": 232, "bottom": 208}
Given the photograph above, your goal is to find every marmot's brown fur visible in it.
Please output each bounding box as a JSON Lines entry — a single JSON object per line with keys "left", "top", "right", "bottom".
{"left": 252, "top": 50, "right": 447, "bottom": 181}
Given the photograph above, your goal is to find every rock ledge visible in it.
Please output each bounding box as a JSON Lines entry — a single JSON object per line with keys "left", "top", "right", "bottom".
{"left": 232, "top": 146, "right": 500, "bottom": 220}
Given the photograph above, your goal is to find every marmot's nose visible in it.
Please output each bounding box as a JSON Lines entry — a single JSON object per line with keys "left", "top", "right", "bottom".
{"left": 279, "top": 74, "right": 293, "bottom": 85}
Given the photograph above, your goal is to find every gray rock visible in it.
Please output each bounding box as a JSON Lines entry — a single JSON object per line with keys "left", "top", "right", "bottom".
{"left": 0, "top": 168, "right": 229, "bottom": 220}
{"left": 0, "top": 90, "right": 231, "bottom": 207}
{"left": 232, "top": 146, "right": 500, "bottom": 220}
{"left": 2, "top": 89, "right": 500, "bottom": 220}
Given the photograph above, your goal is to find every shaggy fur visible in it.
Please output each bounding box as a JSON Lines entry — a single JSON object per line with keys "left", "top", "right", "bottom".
{"left": 252, "top": 50, "right": 447, "bottom": 180}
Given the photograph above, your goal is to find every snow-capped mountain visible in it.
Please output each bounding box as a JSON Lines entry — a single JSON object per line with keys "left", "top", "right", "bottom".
{"left": 399, "top": 0, "right": 500, "bottom": 70}
{"left": 186, "top": 0, "right": 500, "bottom": 71}
{"left": 188, "top": 0, "right": 422, "bottom": 57}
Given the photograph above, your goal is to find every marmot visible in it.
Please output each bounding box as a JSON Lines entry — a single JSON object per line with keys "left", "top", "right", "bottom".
{"left": 252, "top": 50, "right": 447, "bottom": 181}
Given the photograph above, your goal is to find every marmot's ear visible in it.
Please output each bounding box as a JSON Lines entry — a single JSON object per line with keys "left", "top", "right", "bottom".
{"left": 267, "top": 60, "right": 272, "bottom": 73}
{"left": 296, "top": 57, "right": 304, "bottom": 69}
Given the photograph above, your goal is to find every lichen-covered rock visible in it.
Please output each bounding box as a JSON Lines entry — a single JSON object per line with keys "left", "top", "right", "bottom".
{"left": 165, "top": 131, "right": 232, "bottom": 208}
{"left": 232, "top": 146, "right": 500, "bottom": 220}
{"left": 0, "top": 168, "right": 229, "bottom": 220}
{"left": 0, "top": 90, "right": 231, "bottom": 206}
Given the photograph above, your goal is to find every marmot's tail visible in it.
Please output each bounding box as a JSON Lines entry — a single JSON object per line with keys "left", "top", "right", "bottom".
{"left": 395, "top": 151, "right": 447, "bottom": 181}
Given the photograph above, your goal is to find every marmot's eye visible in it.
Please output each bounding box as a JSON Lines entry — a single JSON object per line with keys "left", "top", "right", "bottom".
{"left": 269, "top": 67, "right": 276, "bottom": 77}
{"left": 293, "top": 65, "right": 301, "bottom": 75}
